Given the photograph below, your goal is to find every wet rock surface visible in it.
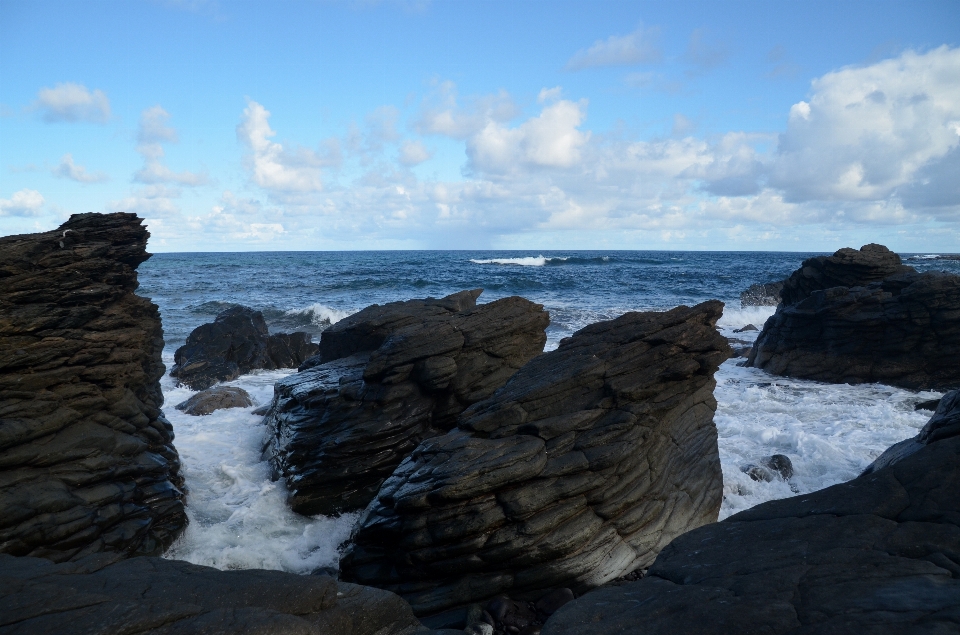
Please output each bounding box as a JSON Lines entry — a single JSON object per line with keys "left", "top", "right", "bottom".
{"left": 748, "top": 244, "right": 960, "bottom": 390}
{"left": 170, "top": 306, "right": 318, "bottom": 390}
{"left": 174, "top": 386, "right": 254, "bottom": 416}
{"left": 739, "top": 281, "right": 783, "bottom": 307}
{"left": 0, "top": 213, "right": 186, "bottom": 562}
{"left": 264, "top": 290, "right": 549, "bottom": 516}
{"left": 341, "top": 301, "right": 731, "bottom": 618}
{"left": 0, "top": 553, "right": 452, "bottom": 635}
{"left": 541, "top": 397, "right": 960, "bottom": 635}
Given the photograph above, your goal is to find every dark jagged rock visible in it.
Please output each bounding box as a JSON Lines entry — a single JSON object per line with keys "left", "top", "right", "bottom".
{"left": 740, "top": 454, "right": 793, "bottom": 483}
{"left": 170, "top": 306, "right": 318, "bottom": 390}
{"left": 264, "top": 290, "right": 549, "bottom": 516}
{"left": 0, "top": 553, "right": 455, "bottom": 635}
{"left": 915, "top": 397, "right": 943, "bottom": 411}
{"left": 541, "top": 395, "right": 960, "bottom": 635}
{"left": 748, "top": 244, "right": 960, "bottom": 390}
{"left": 341, "top": 302, "right": 731, "bottom": 618}
{"left": 0, "top": 213, "right": 186, "bottom": 562}
{"left": 739, "top": 282, "right": 783, "bottom": 307}
{"left": 175, "top": 386, "right": 254, "bottom": 416}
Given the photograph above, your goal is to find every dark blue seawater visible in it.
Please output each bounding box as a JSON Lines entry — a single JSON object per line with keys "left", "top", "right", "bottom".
{"left": 138, "top": 250, "right": 958, "bottom": 353}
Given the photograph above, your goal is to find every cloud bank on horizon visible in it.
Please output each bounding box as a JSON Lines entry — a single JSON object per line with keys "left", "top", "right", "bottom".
{"left": 1, "top": 1, "right": 958, "bottom": 251}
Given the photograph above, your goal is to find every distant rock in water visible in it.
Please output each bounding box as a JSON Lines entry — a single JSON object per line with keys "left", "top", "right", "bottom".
{"left": 340, "top": 301, "right": 730, "bottom": 619}
{"left": 739, "top": 281, "right": 783, "bottom": 307}
{"left": 175, "top": 386, "right": 254, "bottom": 416}
{"left": 0, "top": 213, "right": 186, "bottom": 562}
{"left": 540, "top": 389, "right": 960, "bottom": 635}
{"left": 170, "top": 306, "right": 318, "bottom": 390}
{"left": 263, "top": 290, "right": 549, "bottom": 516}
{"left": 748, "top": 244, "right": 960, "bottom": 390}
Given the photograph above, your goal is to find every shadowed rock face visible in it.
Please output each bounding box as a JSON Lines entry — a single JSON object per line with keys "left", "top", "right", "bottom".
{"left": 541, "top": 393, "right": 960, "bottom": 635}
{"left": 171, "top": 306, "right": 318, "bottom": 390}
{"left": 264, "top": 290, "right": 550, "bottom": 516}
{"left": 341, "top": 301, "right": 730, "bottom": 618}
{"left": 748, "top": 244, "right": 960, "bottom": 390}
{"left": 0, "top": 553, "right": 438, "bottom": 635}
{"left": 0, "top": 213, "right": 186, "bottom": 562}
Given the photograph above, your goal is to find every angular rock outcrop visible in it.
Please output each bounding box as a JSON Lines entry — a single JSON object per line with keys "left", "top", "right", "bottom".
{"left": 748, "top": 244, "right": 960, "bottom": 389}
{"left": 264, "top": 290, "right": 549, "bottom": 516}
{"left": 0, "top": 213, "right": 186, "bottom": 562}
{"left": 0, "top": 553, "right": 456, "bottom": 635}
{"left": 170, "top": 306, "right": 318, "bottom": 390}
{"left": 541, "top": 393, "right": 960, "bottom": 635}
{"left": 341, "top": 301, "right": 730, "bottom": 619}
{"left": 739, "top": 281, "right": 783, "bottom": 307}
{"left": 175, "top": 386, "right": 254, "bottom": 416}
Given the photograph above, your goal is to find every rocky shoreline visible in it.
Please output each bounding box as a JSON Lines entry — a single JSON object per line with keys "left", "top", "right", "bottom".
{"left": 2, "top": 216, "right": 958, "bottom": 635}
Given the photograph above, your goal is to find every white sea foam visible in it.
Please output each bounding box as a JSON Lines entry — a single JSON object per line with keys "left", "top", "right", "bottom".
{"left": 285, "top": 302, "right": 351, "bottom": 326}
{"left": 908, "top": 254, "right": 940, "bottom": 260}
{"left": 471, "top": 255, "right": 567, "bottom": 266}
{"left": 161, "top": 359, "right": 358, "bottom": 573}
{"left": 717, "top": 305, "right": 776, "bottom": 337}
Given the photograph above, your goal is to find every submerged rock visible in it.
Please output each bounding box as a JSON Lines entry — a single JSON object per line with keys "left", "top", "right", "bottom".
{"left": 740, "top": 454, "right": 793, "bottom": 483}
{"left": 0, "top": 213, "right": 186, "bottom": 562}
{"left": 175, "top": 386, "right": 254, "bottom": 416}
{"left": 540, "top": 394, "right": 960, "bottom": 635}
{"left": 264, "top": 290, "right": 549, "bottom": 516}
{"left": 0, "top": 553, "right": 449, "bottom": 635}
{"left": 170, "top": 306, "right": 318, "bottom": 390}
{"left": 739, "top": 281, "right": 783, "bottom": 307}
{"left": 748, "top": 244, "right": 960, "bottom": 390}
{"left": 341, "top": 301, "right": 730, "bottom": 618}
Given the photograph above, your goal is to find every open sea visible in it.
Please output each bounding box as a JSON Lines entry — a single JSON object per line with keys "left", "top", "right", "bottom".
{"left": 137, "top": 250, "right": 957, "bottom": 574}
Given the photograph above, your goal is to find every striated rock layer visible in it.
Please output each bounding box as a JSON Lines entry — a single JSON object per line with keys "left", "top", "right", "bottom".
{"left": 341, "top": 301, "right": 730, "bottom": 618}
{"left": 541, "top": 391, "right": 960, "bottom": 635}
{"left": 0, "top": 213, "right": 186, "bottom": 562}
{"left": 264, "top": 290, "right": 549, "bottom": 516}
{"left": 748, "top": 243, "right": 960, "bottom": 390}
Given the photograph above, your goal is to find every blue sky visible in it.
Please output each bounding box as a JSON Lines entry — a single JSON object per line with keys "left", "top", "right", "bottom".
{"left": 1, "top": 0, "right": 958, "bottom": 251}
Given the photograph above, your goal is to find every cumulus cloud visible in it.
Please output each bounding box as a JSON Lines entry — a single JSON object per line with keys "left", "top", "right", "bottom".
{"left": 566, "top": 25, "right": 662, "bottom": 70}
{"left": 33, "top": 83, "right": 111, "bottom": 123}
{"left": 398, "top": 140, "right": 432, "bottom": 166}
{"left": 0, "top": 189, "right": 44, "bottom": 216}
{"left": 108, "top": 185, "right": 181, "bottom": 218}
{"left": 134, "top": 106, "right": 209, "bottom": 185}
{"left": 415, "top": 81, "right": 518, "bottom": 139}
{"left": 53, "top": 154, "right": 109, "bottom": 183}
{"left": 237, "top": 100, "right": 324, "bottom": 193}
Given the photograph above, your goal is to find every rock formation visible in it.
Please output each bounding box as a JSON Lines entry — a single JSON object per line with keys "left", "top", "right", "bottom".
{"left": 748, "top": 243, "right": 960, "bottom": 389}
{"left": 171, "top": 306, "right": 318, "bottom": 390}
{"left": 0, "top": 553, "right": 459, "bottom": 635}
{"left": 263, "top": 290, "right": 549, "bottom": 516}
{"left": 739, "top": 281, "right": 783, "bottom": 307}
{"left": 0, "top": 213, "right": 186, "bottom": 562}
{"left": 174, "top": 386, "right": 254, "bottom": 416}
{"left": 340, "top": 301, "right": 730, "bottom": 621}
{"left": 541, "top": 390, "right": 960, "bottom": 635}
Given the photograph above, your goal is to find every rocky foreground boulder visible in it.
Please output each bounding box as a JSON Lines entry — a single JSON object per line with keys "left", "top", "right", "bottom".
{"left": 541, "top": 390, "right": 960, "bottom": 635}
{"left": 341, "top": 301, "right": 731, "bottom": 623}
{"left": 171, "top": 306, "right": 318, "bottom": 390}
{"left": 174, "top": 386, "right": 255, "bottom": 416}
{"left": 0, "top": 553, "right": 464, "bottom": 635}
{"left": 263, "top": 290, "right": 549, "bottom": 516}
{"left": 0, "top": 213, "right": 186, "bottom": 561}
{"left": 748, "top": 243, "right": 960, "bottom": 389}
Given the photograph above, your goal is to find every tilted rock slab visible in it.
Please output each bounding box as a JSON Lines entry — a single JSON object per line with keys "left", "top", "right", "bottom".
{"left": 171, "top": 305, "right": 318, "bottom": 390}
{"left": 0, "top": 213, "right": 186, "bottom": 562}
{"left": 748, "top": 243, "right": 960, "bottom": 390}
{"left": 340, "top": 301, "right": 730, "bottom": 618}
{"left": 264, "top": 290, "right": 549, "bottom": 516}
{"left": 0, "top": 553, "right": 450, "bottom": 635}
{"left": 542, "top": 391, "right": 960, "bottom": 635}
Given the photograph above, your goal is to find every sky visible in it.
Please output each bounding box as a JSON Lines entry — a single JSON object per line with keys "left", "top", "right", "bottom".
{"left": 1, "top": 0, "right": 959, "bottom": 252}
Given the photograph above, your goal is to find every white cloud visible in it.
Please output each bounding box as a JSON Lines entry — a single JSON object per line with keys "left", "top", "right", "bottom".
{"left": 0, "top": 189, "right": 44, "bottom": 217}
{"left": 33, "top": 83, "right": 111, "bottom": 123}
{"left": 108, "top": 185, "right": 181, "bottom": 218}
{"left": 53, "top": 154, "right": 109, "bottom": 183}
{"left": 133, "top": 106, "right": 209, "bottom": 186}
{"left": 415, "top": 81, "right": 518, "bottom": 139}
{"left": 237, "top": 100, "right": 324, "bottom": 193}
{"left": 566, "top": 25, "right": 662, "bottom": 70}
{"left": 398, "top": 140, "right": 432, "bottom": 166}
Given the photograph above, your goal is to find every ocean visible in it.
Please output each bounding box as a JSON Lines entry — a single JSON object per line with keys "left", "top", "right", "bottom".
{"left": 137, "top": 250, "right": 955, "bottom": 573}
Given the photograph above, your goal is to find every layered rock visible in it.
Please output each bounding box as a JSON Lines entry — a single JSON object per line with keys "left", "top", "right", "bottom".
{"left": 264, "top": 290, "right": 549, "bottom": 516}
{"left": 171, "top": 306, "right": 318, "bottom": 390}
{"left": 0, "top": 213, "right": 186, "bottom": 562}
{"left": 0, "top": 553, "right": 456, "bottom": 635}
{"left": 542, "top": 392, "right": 960, "bottom": 635}
{"left": 341, "top": 301, "right": 730, "bottom": 619}
{"left": 748, "top": 244, "right": 960, "bottom": 389}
